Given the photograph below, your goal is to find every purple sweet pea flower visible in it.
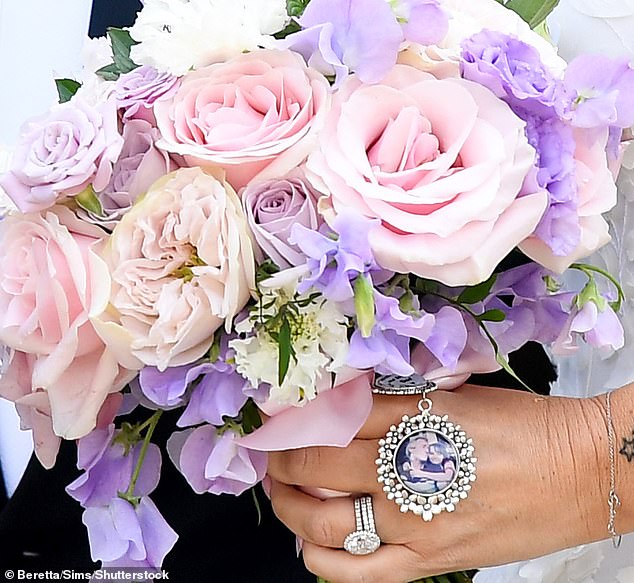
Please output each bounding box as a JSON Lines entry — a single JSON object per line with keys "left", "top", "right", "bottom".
{"left": 554, "top": 299, "right": 624, "bottom": 354}
{"left": 489, "top": 263, "right": 573, "bottom": 345}
{"left": 278, "top": 0, "right": 403, "bottom": 87}
{"left": 242, "top": 174, "right": 321, "bottom": 269}
{"left": 564, "top": 55, "right": 634, "bottom": 130}
{"left": 115, "top": 65, "right": 180, "bottom": 123}
{"left": 66, "top": 424, "right": 161, "bottom": 508}
{"left": 461, "top": 30, "right": 568, "bottom": 115}
{"left": 393, "top": 0, "right": 449, "bottom": 46}
{"left": 347, "top": 292, "right": 466, "bottom": 375}
{"left": 139, "top": 349, "right": 250, "bottom": 426}
{"left": 167, "top": 426, "right": 267, "bottom": 496}
{"left": 177, "top": 360, "right": 250, "bottom": 427}
{"left": 291, "top": 210, "right": 381, "bottom": 302}
{"left": 83, "top": 497, "right": 177, "bottom": 568}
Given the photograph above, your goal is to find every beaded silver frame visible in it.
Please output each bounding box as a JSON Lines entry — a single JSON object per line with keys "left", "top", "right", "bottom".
{"left": 376, "top": 411, "right": 477, "bottom": 521}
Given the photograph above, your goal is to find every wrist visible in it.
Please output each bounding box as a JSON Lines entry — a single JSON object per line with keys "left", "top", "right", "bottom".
{"left": 542, "top": 393, "right": 610, "bottom": 545}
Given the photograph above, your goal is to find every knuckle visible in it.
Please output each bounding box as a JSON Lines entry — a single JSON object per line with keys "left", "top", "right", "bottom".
{"left": 285, "top": 446, "right": 318, "bottom": 484}
{"left": 304, "top": 512, "right": 338, "bottom": 546}
{"left": 268, "top": 448, "right": 314, "bottom": 484}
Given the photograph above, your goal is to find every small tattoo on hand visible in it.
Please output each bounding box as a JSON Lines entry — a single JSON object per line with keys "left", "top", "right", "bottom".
{"left": 620, "top": 430, "right": 634, "bottom": 462}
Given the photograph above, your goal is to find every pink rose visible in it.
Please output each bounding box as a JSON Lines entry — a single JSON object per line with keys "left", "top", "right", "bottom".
{"left": 94, "top": 167, "right": 255, "bottom": 371}
{"left": 520, "top": 128, "right": 616, "bottom": 271}
{"left": 242, "top": 172, "right": 321, "bottom": 269}
{"left": 308, "top": 65, "right": 548, "bottom": 286}
{"left": 154, "top": 50, "right": 330, "bottom": 190}
{"left": 0, "top": 351, "right": 60, "bottom": 468}
{"left": 0, "top": 97, "right": 123, "bottom": 213}
{"left": 0, "top": 207, "right": 132, "bottom": 439}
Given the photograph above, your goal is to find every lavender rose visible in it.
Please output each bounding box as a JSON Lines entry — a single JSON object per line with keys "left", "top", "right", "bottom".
{"left": 81, "top": 119, "right": 175, "bottom": 229}
{"left": 0, "top": 97, "right": 123, "bottom": 213}
{"left": 114, "top": 65, "right": 180, "bottom": 123}
{"left": 242, "top": 174, "right": 321, "bottom": 268}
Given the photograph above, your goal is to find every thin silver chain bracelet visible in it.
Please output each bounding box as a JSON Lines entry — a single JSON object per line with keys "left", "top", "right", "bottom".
{"left": 605, "top": 390, "right": 622, "bottom": 549}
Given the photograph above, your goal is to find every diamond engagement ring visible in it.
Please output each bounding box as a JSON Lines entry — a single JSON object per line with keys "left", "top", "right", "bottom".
{"left": 343, "top": 496, "right": 381, "bottom": 555}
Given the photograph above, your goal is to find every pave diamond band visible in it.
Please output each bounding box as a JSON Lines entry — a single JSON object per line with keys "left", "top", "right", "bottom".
{"left": 343, "top": 496, "right": 381, "bottom": 555}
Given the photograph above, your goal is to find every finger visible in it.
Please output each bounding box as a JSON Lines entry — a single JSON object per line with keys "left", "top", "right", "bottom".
{"left": 357, "top": 383, "right": 521, "bottom": 439}
{"left": 267, "top": 439, "right": 382, "bottom": 493}
{"left": 269, "top": 480, "right": 423, "bottom": 547}
{"left": 302, "top": 541, "right": 423, "bottom": 583}
{"left": 357, "top": 389, "right": 461, "bottom": 439}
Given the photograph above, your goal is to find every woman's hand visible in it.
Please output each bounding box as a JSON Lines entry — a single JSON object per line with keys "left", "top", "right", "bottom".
{"left": 267, "top": 384, "right": 611, "bottom": 583}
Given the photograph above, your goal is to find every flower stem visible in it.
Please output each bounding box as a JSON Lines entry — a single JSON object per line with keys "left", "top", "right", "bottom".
{"left": 124, "top": 410, "right": 162, "bottom": 502}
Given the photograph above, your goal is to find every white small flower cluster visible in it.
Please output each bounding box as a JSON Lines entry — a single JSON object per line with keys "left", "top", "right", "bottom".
{"left": 230, "top": 270, "right": 349, "bottom": 406}
{"left": 129, "top": 0, "right": 289, "bottom": 75}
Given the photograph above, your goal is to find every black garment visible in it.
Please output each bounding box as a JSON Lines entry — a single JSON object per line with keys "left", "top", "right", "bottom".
{"left": 0, "top": 437, "right": 312, "bottom": 582}
{"left": 88, "top": 0, "right": 142, "bottom": 37}
{"left": 0, "top": 460, "right": 7, "bottom": 510}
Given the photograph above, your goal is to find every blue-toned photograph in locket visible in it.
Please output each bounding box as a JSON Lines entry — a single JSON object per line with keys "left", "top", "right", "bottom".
{"left": 395, "top": 431, "right": 458, "bottom": 495}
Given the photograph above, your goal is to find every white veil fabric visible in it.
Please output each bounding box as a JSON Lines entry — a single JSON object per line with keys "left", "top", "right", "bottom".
{"left": 476, "top": 2, "right": 634, "bottom": 581}
{"left": 0, "top": 0, "right": 93, "bottom": 497}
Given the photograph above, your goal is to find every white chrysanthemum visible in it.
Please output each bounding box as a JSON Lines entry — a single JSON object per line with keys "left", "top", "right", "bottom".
{"left": 75, "top": 36, "right": 116, "bottom": 106}
{"left": 230, "top": 269, "right": 349, "bottom": 406}
{"left": 129, "top": 0, "right": 289, "bottom": 75}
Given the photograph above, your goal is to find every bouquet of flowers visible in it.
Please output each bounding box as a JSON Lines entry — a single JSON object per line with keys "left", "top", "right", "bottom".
{"left": 0, "top": 0, "right": 632, "bottom": 578}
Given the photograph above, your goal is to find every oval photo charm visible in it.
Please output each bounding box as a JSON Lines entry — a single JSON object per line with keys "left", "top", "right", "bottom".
{"left": 377, "top": 412, "right": 476, "bottom": 521}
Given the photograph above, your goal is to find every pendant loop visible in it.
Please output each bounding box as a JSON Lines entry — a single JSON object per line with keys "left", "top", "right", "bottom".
{"left": 417, "top": 397, "right": 433, "bottom": 413}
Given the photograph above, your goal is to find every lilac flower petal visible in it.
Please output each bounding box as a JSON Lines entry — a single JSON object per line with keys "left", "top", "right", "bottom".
{"left": 134, "top": 497, "right": 179, "bottom": 568}
{"left": 177, "top": 367, "right": 249, "bottom": 427}
{"left": 424, "top": 306, "right": 467, "bottom": 370}
{"left": 565, "top": 55, "right": 634, "bottom": 129}
{"left": 282, "top": 0, "right": 402, "bottom": 86}
{"left": 570, "top": 301, "right": 598, "bottom": 333}
{"left": 76, "top": 425, "right": 115, "bottom": 471}
{"left": 173, "top": 426, "right": 267, "bottom": 496}
{"left": 83, "top": 504, "right": 131, "bottom": 563}
{"left": 139, "top": 365, "right": 193, "bottom": 407}
{"left": 400, "top": 1, "right": 449, "bottom": 45}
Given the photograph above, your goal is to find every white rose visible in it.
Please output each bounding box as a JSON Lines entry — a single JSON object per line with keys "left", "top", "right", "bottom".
{"left": 129, "top": 0, "right": 289, "bottom": 76}
{"left": 548, "top": 0, "right": 634, "bottom": 62}
{"left": 403, "top": 0, "right": 566, "bottom": 77}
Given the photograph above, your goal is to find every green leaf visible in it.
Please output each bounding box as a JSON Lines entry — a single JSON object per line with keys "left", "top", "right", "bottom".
{"left": 278, "top": 318, "right": 292, "bottom": 386}
{"left": 75, "top": 185, "right": 104, "bottom": 216}
{"left": 96, "top": 63, "right": 120, "bottom": 82}
{"left": 240, "top": 400, "right": 263, "bottom": 434}
{"left": 504, "top": 0, "right": 560, "bottom": 28}
{"left": 477, "top": 309, "right": 506, "bottom": 323}
{"left": 256, "top": 259, "right": 281, "bottom": 284}
{"left": 457, "top": 274, "right": 497, "bottom": 305}
{"left": 287, "top": 0, "right": 311, "bottom": 17}
{"left": 55, "top": 78, "right": 81, "bottom": 103}
{"left": 354, "top": 274, "right": 376, "bottom": 337}
{"left": 109, "top": 28, "right": 139, "bottom": 74}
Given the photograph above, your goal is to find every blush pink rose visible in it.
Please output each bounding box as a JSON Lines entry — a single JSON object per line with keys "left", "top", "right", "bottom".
{"left": 154, "top": 49, "right": 330, "bottom": 191}
{"left": 0, "top": 351, "right": 60, "bottom": 468}
{"left": 308, "top": 65, "right": 548, "bottom": 286}
{"left": 94, "top": 167, "right": 255, "bottom": 371}
{"left": 0, "top": 207, "right": 132, "bottom": 439}
{"left": 520, "top": 127, "right": 617, "bottom": 271}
